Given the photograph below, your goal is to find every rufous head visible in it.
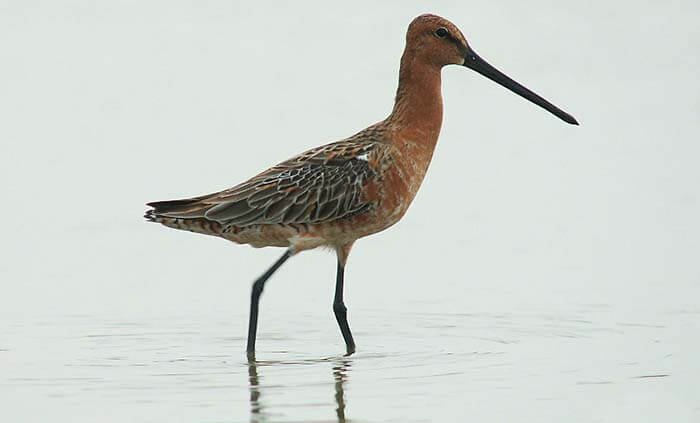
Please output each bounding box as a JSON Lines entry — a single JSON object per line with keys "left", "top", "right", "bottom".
{"left": 405, "top": 14, "right": 469, "bottom": 68}
{"left": 404, "top": 14, "right": 578, "bottom": 125}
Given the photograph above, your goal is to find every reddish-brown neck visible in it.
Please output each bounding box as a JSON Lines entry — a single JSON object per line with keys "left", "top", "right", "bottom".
{"left": 388, "top": 48, "right": 443, "bottom": 147}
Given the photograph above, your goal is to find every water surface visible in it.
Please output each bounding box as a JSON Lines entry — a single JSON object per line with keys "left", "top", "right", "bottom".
{"left": 3, "top": 302, "right": 697, "bottom": 422}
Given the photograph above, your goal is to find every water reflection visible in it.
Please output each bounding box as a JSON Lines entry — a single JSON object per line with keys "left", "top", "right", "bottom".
{"left": 247, "top": 357, "right": 352, "bottom": 423}
{"left": 332, "top": 359, "right": 350, "bottom": 421}
{"left": 248, "top": 359, "right": 264, "bottom": 419}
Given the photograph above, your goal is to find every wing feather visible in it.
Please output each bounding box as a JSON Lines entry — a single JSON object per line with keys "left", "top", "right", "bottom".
{"left": 151, "top": 141, "right": 381, "bottom": 226}
{"left": 147, "top": 127, "right": 389, "bottom": 228}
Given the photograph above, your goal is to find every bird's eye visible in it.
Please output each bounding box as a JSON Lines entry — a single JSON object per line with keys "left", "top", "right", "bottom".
{"left": 435, "top": 27, "right": 449, "bottom": 38}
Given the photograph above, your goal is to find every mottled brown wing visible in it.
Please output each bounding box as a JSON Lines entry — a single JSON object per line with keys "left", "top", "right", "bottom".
{"left": 148, "top": 140, "right": 381, "bottom": 227}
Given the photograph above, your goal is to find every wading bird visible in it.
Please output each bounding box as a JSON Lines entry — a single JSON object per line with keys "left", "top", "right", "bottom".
{"left": 145, "top": 14, "right": 577, "bottom": 359}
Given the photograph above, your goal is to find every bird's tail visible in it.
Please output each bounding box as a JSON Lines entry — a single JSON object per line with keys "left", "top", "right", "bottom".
{"left": 145, "top": 198, "right": 223, "bottom": 236}
{"left": 145, "top": 197, "right": 210, "bottom": 218}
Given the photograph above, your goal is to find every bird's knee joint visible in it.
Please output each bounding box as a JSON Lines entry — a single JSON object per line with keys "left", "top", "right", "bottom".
{"left": 251, "top": 279, "right": 265, "bottom": 298}
{"left": 333, "top": 302, "right": 347, "bottom": 314}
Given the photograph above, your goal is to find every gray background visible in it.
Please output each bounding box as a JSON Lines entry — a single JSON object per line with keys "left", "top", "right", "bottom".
{"left": 1, "top": 1, "right": 699, "bottom": 422}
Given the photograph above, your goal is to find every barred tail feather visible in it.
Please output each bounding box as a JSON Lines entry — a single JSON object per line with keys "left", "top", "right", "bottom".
{"left": 145, "top": 211, "right": 224, "bottom": 237}
{"left": 145, "top": 198, "right": 224, "bottom": 237}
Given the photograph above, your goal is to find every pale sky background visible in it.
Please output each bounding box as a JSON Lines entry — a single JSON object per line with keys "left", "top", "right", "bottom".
{"left": 1, "top": 0, "right": 698, "bottom": 315}
{"left": 1, "top": 1, "right": 699, "bottom": 422}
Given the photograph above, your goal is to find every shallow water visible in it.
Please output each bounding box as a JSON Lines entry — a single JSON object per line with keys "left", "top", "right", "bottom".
{"left": 3, "top": 301, "right": 698, "bottom": 422}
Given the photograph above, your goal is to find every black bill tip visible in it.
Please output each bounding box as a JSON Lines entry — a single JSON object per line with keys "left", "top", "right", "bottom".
{"left": 561, "top": 113, "right": 579, "bottom": 126}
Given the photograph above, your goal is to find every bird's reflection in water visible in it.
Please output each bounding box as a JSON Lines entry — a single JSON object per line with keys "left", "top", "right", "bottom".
{"left": 248, "top": 359, "right": 264, "bottom": 419}
{"left": 247, "top": 356, "right": 352, "bottom": 423}
{"left": 332, "top": 358, "right": 351, "bottom": 421}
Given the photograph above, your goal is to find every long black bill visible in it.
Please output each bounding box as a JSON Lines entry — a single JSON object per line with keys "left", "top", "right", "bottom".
{"left": 463, "top": 48, "right": 578, "bottom": 125}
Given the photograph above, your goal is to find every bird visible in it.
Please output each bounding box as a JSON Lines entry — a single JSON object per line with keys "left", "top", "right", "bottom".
{"left": 145, "top": 14, "right": 578, "bottom": 359}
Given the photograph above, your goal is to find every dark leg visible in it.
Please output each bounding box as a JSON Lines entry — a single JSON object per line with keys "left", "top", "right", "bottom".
{"left": 247, "top": 250, "right": 291, "bottom": 359}
{"left": 333, "top": 259, "right": 356, "bottom": 355}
